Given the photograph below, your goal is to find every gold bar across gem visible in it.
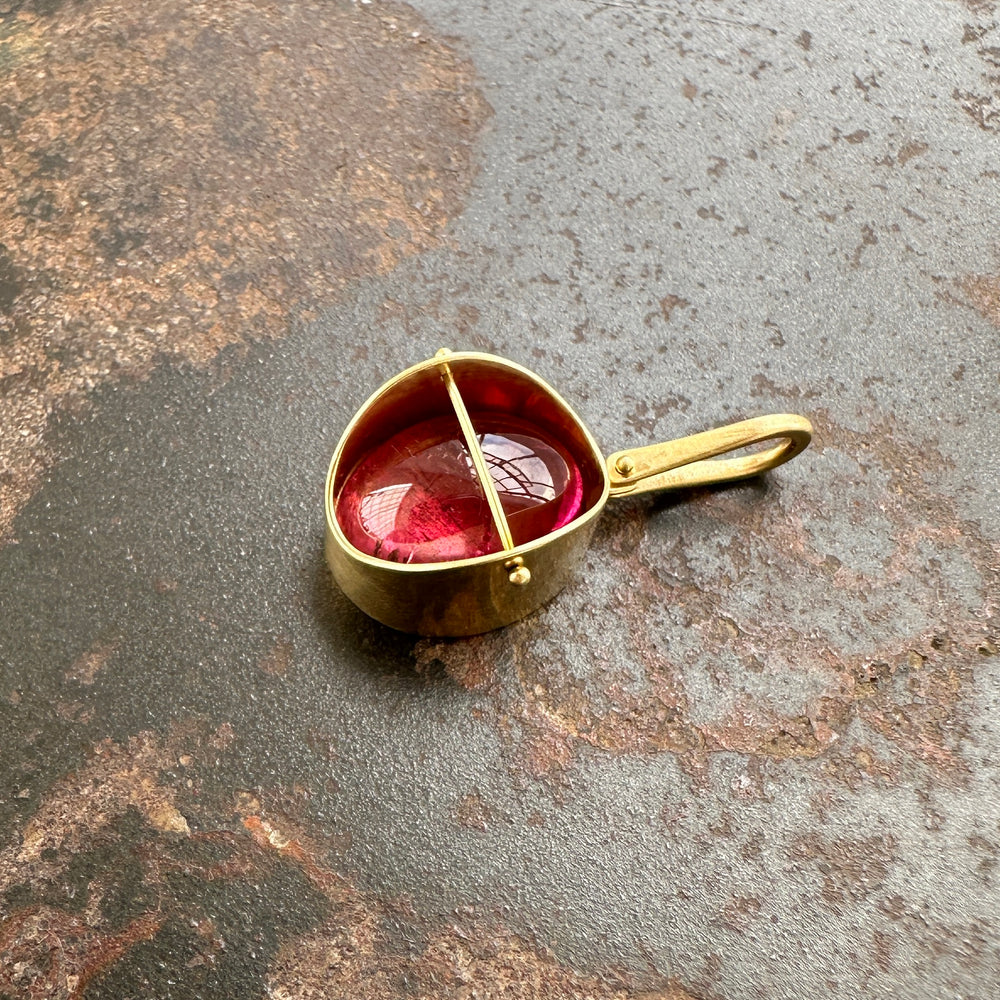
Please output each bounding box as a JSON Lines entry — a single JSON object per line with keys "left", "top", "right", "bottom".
{"left": 436, "top": 349, "right": 515, "bottom": 551}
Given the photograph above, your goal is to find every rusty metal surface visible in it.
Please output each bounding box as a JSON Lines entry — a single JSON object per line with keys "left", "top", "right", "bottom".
{"left": 1, "top": 0, "right": 999, "bottom": 997}
{"left": 0, "top": 0, "right": 488, "bottom": 542}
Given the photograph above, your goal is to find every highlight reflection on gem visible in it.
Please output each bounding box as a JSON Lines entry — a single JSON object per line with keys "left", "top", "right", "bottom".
{"left": 336, "top": 414, "right": 584, "bottom": 563}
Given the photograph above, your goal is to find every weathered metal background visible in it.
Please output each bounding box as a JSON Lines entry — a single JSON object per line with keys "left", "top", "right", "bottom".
{"left": 2, "top": 0, "right": 999, "bottom": 997}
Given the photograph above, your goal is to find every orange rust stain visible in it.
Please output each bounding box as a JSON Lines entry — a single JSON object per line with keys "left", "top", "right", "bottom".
{"left": 957, "top": 1, "right": 997, "bottom": 15}
{"left": 515, "top": 706, "right": 577, "bottom": 783}
{"left": 953, "top": 9, "right": 1000, "bottom": 130}
{"left": 957, "top": 273, "right": 1000, "bottom": 328}
{"left": 820, "top": 743, "right": 901, "bottom": 791}
{"left": 659, "top": 294, "right": 692, "bottom": 322}
{"left": 241, "top": 796, "right": 706, "bottom": 998}
{"left": 454, "top": 790, "right": 495, "bottom": 832}
{"left": 259, "top": 635, "right": 294, "bottom": 678}
{"left": 2, "top": 725, "right": 707, "bottom": 997}
{"left": 241, "top": 812, "right": 353, "bottom": 901}
{"left": 896, "top": 140, "right": 929, "bottom": 165}
{"left": 267, "top": 913, "right": 703, "bottom": 1000}
{"left": 0, "top": 727, "right": 282, "bottom": 994}
{"left": 0, "top": 906, "right": 162, "bottom": 1000}
{"left": 0, "top": 0, "right": 490, "bottom": 542}
{"left": 716, "top": 895, "right": 763, "bottom": 934}
{"left": 873, "top": 929, "right": 894, "bottom": 974}
{"left": 431, "top": 411, "right": 996, "bottom": 780}
{"left": 789, "top": 833, "right": 898, "bottom": 911}
{"left": 414, "top": 635, "right": 499, "bottom": 690}
{"left": 63, "top": 637, "right": 119, "bottom": 685}
{"left": 12, "top": 731, "right": 191, "bottom": 864}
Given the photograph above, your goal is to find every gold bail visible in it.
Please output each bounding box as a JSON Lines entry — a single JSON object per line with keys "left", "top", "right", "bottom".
{"left": 606, "top": 413, "right": 813, "bottom": 496}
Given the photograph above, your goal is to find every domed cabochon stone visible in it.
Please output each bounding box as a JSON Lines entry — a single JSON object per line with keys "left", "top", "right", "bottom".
{"left": 333, "top": 357, "right": 604, "bottom": 565}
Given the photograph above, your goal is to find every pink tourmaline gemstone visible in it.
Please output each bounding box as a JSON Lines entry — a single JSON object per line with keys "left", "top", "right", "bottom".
{"left": 336, "top": 413, "right": 584, "bottom": 563}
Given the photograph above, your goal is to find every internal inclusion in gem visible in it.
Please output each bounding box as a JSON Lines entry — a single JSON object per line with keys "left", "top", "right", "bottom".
{"left": 336, "top": 413, "right": 584, "bottom": 563}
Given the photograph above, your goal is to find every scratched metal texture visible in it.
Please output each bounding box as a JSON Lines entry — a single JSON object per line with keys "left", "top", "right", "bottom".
{"left": 1, "top": 0, "right": 999, "bottom": 997}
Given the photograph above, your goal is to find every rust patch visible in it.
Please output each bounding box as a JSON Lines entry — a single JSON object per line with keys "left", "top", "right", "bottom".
{"left": 63, "top": 637, "right": 118, "bottom": 685}
{"left": 956, "top": 273, "right": 1000, "bottom": 327}
{"left": 659, "top": 294, "right": 692, "bottom": 322}
{"left": 716, "top": 895, "right": 762, "bottom": 934}
{"left": 513, "top": 704, "right": 577, "bottom": 785}
{"left": 873, "top": 929, "right": 894, "bottom": 973}
{"left": 820, "top": 744, "right": 900, "bottom": 792}
{"left": 413, "top": 635, "right": 500, "bottom": 691}
{"left": 0, "top": 726, "right": 212, "bottom": 996}
{"left": 626, "top": 397, "right": 693, "bottom": 436}
{"left": 952, "top": 9, "right": 1000, "bottom": 130}
{"left": 0, "top": 906, "right": 161, "bottom": 1000}
{"left": 749, "top": 372, "right": 823, "bottom": 401}
{"left": 789, "top": 833, "right": 898, "bottom": 911}
{"left": 267, "top": 910, "right": 706, "bottom": 1000}
{"left": 896, "top": 140, "right": 928, "bottom": 165}
{"left": 454, "top": 790, "right": 495, "bottom": 832}
{"left": 425, "top": 409, "right": 996, "bottom": 782}
{"left": 13, "top": 731, "right": 191, "bottom": 864}
{"left": 249, "top": 805, "right": 684, "bottom": 998}
{"left": 0, "top": 0, "right": 490, "bottom": 541}
{"left": 0, "top": 725, "right": 710, "bottom": 997}
{"left": 849, "top": 222, "right": 878, "bottom": 267}
{"left": 259, "top": 635, "right": 294, "bottom": 678}
{"left": 957, "top": 2, "right": 997, "bottom": 15}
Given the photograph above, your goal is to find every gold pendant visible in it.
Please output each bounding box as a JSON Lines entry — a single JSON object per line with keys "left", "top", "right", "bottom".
{"left": 324, "top": 349, "right": 811, "bottom": 636}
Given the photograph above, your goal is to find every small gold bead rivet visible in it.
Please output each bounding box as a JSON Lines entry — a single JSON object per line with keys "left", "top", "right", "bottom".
{"left": 615, "top": 455, "right": 636, "bottom": 477}
{"left": 505, "top": 556, "right": 531, "bottom": 586}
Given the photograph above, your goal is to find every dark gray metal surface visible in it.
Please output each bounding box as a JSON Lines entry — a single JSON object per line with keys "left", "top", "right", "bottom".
{"left": 2, "top": 0, "right": 999, "bottom": 997}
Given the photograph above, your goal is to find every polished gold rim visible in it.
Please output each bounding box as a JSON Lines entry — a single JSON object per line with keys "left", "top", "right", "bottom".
{"left": 324, "top": 350, "right": 612, "bottom": 575}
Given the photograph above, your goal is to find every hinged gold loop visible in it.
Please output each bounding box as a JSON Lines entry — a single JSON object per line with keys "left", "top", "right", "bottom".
{"left": 606, "top": 413, "right": 813, "bottom": 497}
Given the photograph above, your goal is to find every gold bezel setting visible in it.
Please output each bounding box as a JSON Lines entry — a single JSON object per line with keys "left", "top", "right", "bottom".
{"left": 324, "top": 349, "right": 812, "bottom": 636}
{"left": 324, "top": 351, "right": 610, "bottom": 635}
{"left": 325, "top": 351, "right": 611, "bottom": 576}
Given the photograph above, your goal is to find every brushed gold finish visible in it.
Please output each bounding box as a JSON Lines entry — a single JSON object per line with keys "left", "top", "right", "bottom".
{"left": 324, "top": 511, "right": 593, "bottom": 635}
{"left": 325, "top": 352, "right": 813, "bottom": 636}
